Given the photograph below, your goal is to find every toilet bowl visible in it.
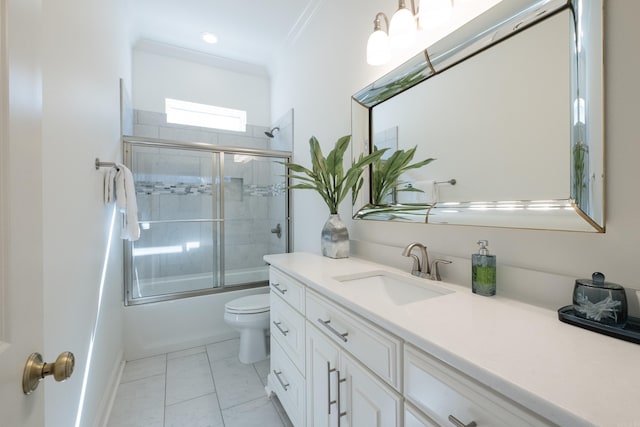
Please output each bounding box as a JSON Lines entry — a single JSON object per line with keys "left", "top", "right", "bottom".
{"left": 224, "top": 293, "right": 270, "bottom": 364}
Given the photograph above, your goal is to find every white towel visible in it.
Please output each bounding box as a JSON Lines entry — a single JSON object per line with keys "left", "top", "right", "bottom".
{"left": 115, "top": 164, "right": 140, "bottom": 241}
{"left": 103, "top": 167, "right": 117, "bottom": 204}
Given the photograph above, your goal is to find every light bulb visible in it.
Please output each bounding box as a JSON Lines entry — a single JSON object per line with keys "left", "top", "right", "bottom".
{"left": 389, "top": 6, "right": 417, "bottom": 48}
{"left": 367, "top": 30, "right": 391, "bottom": 65}
{"left": 419, "top": 0, "right": 453, "bottom": 30}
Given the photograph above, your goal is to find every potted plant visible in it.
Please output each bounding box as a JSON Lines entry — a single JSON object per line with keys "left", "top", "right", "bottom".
{"left": 284, "top": 135, "right": 385, "bottom": 258}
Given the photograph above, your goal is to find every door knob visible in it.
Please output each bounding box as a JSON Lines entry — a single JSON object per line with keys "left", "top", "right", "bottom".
{"left": 23, "top": 351, "right": 75, "bottom": 394}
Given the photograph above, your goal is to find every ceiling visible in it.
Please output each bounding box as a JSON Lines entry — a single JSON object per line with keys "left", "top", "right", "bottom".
{"left": 130, "top": 0, "right": 319, "bottom": 73}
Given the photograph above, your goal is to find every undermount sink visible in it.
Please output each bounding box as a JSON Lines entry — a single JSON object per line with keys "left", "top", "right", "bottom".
{"left": 333, "top": 270, "right": 453, "bottom": 306}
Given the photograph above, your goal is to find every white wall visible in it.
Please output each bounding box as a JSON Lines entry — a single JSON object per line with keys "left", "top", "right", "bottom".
{"left": 132, "top": 49, "right": 271, "bottom": 126}
{"left": 270, "top": 0, "right": 640, "bottom": 315}
{"left": 37, "top": 0, "right": 132, "bottom": 425}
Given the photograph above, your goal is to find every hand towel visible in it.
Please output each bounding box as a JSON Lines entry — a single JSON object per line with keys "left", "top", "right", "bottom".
{"left": 115, "top": 164, "right": 140, "bottom": 241}
{"left": 103, "top": 167, "right": 117, "bottom": 204}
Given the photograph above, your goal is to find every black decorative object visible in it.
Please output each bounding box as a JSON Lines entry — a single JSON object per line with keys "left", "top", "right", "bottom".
{"left": 572, "top": 272, "right": 628, "bottom": 326}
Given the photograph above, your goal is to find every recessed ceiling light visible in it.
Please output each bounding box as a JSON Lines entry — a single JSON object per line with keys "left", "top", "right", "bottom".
{"left": 202, "top": 32, "right": 218, "bottom": 44}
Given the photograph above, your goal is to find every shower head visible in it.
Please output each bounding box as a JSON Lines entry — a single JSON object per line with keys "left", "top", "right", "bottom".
{"left": 265, "top": 127, "right": 280, "bottom": 138}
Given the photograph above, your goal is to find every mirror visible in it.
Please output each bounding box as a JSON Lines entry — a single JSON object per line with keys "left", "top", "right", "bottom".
{"left": 352, "top": 0, "right": 604, "bottom": 232}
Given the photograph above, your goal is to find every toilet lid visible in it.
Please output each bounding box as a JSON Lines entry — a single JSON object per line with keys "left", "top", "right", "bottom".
{"left": 225, "top": 293, "right": 270, "bottom": 314}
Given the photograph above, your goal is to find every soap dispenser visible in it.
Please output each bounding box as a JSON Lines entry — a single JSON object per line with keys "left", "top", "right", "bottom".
{"left": 472, "top": 240, "right": 496, "bottom": 296}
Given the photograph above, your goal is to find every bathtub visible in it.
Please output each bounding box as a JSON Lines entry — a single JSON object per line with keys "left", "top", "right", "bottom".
{"left": 124, "top": 267, "right": 270, "bottom": 360}
{"left": 132, "top": 265, "right": 269, "bottom": 299}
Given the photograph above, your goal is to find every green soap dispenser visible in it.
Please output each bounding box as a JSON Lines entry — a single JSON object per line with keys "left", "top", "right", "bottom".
{"left": 472, "top": 240, "right": 496, "bottom": 296}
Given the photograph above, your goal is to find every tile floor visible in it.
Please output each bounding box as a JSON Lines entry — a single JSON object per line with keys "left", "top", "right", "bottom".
{"left": 107, "top": 338, "right": 293, "bottom": 427}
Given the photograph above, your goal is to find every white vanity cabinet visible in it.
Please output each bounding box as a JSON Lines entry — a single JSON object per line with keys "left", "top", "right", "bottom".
{"left": 404, "top": 345, "right": 553, "bottom": 427}
{"left": 306, "top": 318, "right": 402, "bottom": 427}
{"left": 268, "top": 267, "right": 307, "bottom": 427}
{"left": 267, "top": 261, "right": 557, "bottom": 427}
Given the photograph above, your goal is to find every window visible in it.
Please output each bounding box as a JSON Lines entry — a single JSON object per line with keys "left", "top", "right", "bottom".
{"left": 165, "top": 98, "right": 247, "bottom": 132}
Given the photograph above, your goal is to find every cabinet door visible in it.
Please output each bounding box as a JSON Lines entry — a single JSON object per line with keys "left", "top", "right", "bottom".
{"left": 307, "top": 323, "right": 340, "bottom": 427}
{"left": 340, "top": 351, "right": 402, "bottom": 427}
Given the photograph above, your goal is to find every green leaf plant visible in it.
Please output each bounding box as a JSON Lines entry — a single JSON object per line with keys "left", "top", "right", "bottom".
{"left": 371, "top": 145, "right": 435, "bottom": 205}
{"left": 284, "top": 135, "right": 386, "bottom": 215}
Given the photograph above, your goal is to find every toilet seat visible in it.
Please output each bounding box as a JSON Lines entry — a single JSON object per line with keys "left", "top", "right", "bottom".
{"left": 225, "top": 293, "right": 270, "bottom": 315}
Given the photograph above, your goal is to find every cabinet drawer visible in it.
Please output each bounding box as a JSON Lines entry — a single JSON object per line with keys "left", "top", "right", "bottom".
{"left": 306, "top": 290, "right": 402, "bottom": 391}
{"left": 269, "top": 338, "right": 306, "bottom": 427}
{"left": 270, "top": 267, "right": 306, "bottom": 314}
{"left": 405, "top": 402, "right": 438, "bottom": 427}
{"left": 404, "top": 345, "right": 552, "bottom": 427}
{"left": 271, "top": 291, "right": 306, "bottom": 375}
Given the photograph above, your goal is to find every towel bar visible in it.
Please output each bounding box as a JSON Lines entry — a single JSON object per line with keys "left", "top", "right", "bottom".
{"left": 436, "top": 179, "right": 456, "bottom": 186}
{"left": 95, "top": 158, "right": 117, "bottom": 170}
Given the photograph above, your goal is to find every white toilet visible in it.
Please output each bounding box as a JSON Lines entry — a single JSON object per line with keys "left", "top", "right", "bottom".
{"left": 224, "top": 293, "right": 270, "bottom": 364}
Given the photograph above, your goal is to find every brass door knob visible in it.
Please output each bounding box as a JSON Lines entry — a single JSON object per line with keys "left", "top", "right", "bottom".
{"left": 22, "top": 351, "right": 75, "bottom": 394}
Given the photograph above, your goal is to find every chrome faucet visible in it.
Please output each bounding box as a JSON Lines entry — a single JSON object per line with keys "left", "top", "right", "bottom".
{"left": 402, "top": 242, "right": 430, "bottom": 278}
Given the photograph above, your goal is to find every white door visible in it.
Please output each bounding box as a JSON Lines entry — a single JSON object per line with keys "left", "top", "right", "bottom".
{"left": 340, "top": 351, "right": 401, "bottom": 427}
{"left": 0, "top": 0, "right": 46, "bottom": 424}
{"left": 306, "top": 324, "right": 340, "bottom": 427}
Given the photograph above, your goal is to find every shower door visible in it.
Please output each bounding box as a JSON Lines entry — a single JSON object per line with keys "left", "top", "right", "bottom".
{"left": 223, "top": 153, "right": 288, "bottom": 286}
{"left": 124, "top": 139, "right": 290, "bottom": 305}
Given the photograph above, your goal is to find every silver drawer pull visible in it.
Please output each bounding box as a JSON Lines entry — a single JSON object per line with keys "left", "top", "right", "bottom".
{"left": 273, "top": 321, "right": 289, "bottom": 336}
{"left": 448, "top": 415, "right": 477, "bottom": 427}
{"left": 317, "top": 318, "right": 349, "bottom": 342}
{"left": 271, "top": 282, "right": 287, "bottom": 294}
{"left": 273, "top": 370, "right": 290, "bottom": 391}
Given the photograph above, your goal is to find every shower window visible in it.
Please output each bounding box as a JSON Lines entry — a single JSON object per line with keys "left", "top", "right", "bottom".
{"left": 124, "top": 138, "right": 290, "bottom": 305}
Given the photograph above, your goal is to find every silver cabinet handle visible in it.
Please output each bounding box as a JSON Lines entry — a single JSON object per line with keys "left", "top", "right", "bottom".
{"left": 317, "top": 318, "right": 349, "bottom": 342}
{"left": 448, "top": 415, "right": 477, "bottom": 427}
{"left": 272, "top": 321, "right": 289, "bottom": 336}
{"left": 271, "top": 282, "right": 287, "bottom": 294}
{"left": 327, "top": 362, "right": 337, "bottom": 414}
{"left": 273, "top": 370, "right": 290, "bottom": 391}
{"left": 337, "top": 370, "right": 347, "bottom": 427}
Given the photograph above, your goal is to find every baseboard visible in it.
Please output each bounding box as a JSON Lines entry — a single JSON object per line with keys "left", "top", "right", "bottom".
{"left": 94, "top": 350, "right": 125, "bottom": 427}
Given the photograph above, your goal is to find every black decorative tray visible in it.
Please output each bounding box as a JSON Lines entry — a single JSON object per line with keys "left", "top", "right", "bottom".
{"left": 558, "top": 305, "right": 640, "bottom": 345}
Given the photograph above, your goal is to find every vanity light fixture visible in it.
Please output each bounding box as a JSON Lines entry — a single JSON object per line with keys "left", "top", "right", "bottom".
{"left": 366, "top": 0, "right": 454, "bottom": 65}
{"left": 389, "top": 0, "right": 418, "bottom": 48}
{"left": 367, "top": 13, "right": 391, "bottom": 66}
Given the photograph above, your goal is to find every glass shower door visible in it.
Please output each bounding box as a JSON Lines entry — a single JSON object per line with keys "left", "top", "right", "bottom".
{"left": 123, "top": 140, "right": 291, "bottom": 305}
{"left": 127, "top": 145, "right": 221, "bottom": 302}
{"left": 223, "top": 153, "right": 288, "bottom": 286}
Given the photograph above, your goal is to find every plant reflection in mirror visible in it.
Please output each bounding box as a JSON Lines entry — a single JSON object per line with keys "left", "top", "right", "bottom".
{"left": 572, "top": 141, "right": 589, "bottom": 210}
{"left": 371, "top": 145, "right": 434, "bottom": 205}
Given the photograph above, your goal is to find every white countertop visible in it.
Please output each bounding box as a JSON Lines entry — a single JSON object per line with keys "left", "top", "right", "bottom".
{"left": 264, "top": 252, "right": 640, "bottom": 427}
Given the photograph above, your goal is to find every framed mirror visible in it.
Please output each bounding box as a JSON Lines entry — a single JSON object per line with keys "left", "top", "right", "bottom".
{"left": 352, "top": 0, "right": 604, "bottom": 232}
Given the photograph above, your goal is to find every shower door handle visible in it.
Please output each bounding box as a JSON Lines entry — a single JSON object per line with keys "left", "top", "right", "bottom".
{"left": 271, "top": 223, "right": 282, "bottom": 239}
